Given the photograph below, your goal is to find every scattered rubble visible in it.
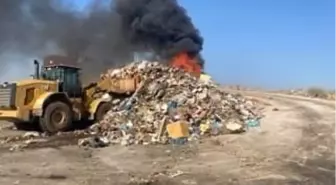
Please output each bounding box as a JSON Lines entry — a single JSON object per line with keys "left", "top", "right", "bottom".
{"left": 1, "top": 131, "right": 91, "bottom": 151}
{"left": 78, "top": 136, "right": 110, "bottom": 148}
{"left": 272, "top": 108, "right": 279, "bottom": 111}
{"left": 81, "top": 61, "right": 263, "bottom": 147}
{"left": 23, "top": 131, "right": 40, "bottom": 138}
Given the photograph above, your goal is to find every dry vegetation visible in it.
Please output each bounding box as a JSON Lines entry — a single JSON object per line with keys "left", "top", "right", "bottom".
{"left": 281, "top": 88, "right": 334, "bottom": 100}
{"left": 307, "top": 87, "right": 329, "bottom": 99}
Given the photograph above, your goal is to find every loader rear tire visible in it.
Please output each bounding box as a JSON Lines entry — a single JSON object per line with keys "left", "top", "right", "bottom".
{"left": 39, "top": 101, "right": 73, "bottom": 134}
{"left": 95, "top": 102, "right": 112, "bottom": 121}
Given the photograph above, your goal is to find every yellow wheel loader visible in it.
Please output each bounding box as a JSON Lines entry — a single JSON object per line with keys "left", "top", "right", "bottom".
{"left": 0, "top": 55, "right": 140, "bottom": 134}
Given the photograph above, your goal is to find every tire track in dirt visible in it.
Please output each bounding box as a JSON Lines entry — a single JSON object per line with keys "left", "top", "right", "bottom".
{"left": 247, "top": 95, "right": 335, "bottom": 185}
{"left": 280, "top": 98, "right": 334, "bottom": 185}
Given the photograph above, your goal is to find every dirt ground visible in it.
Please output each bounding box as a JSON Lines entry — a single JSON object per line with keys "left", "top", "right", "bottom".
{"left": 0, "top": 92, "right": 334, "bottom": 185}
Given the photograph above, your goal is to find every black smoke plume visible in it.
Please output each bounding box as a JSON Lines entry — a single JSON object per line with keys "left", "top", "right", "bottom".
{"left": 0, "top": 0, "right": 204, "bottom": 81}
{"left": 114, "top": 0, "right": 204, "bottom": 65}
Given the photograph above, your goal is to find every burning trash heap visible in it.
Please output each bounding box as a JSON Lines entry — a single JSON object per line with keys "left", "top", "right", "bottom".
{"left": 79, "top": 61, "right": 263, "bottom": 147}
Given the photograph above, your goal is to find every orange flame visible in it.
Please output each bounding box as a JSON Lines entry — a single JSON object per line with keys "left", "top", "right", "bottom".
{"left": 170, "top": 53, "right": 201, "bottom": 77}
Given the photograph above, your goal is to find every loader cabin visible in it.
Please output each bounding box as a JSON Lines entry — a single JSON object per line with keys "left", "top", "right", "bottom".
{"left": 38, "top": 55, "right": 82, "bottom": 98}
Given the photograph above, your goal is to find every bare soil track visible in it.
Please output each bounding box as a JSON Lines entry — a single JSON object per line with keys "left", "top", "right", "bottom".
{"left": 0, "top": 92, "right": 334, "bottom": 185}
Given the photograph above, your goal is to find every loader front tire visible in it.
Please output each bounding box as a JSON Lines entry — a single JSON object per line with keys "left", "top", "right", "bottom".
{"left": 95, "top": 102, "right": 112, "bottom": 122}
{"left": 39, "top": 101, "right": 73, "bottom": 134}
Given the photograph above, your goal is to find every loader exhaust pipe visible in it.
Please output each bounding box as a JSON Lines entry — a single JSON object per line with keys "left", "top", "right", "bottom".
{"left": 33, "top": 60, "right": 40, "bottom": 79}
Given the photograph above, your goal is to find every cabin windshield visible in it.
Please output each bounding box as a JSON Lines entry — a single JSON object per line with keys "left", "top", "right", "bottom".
{"left": 42, "top": 67, "right": 64, "bottom": 82}
{"left": 42, "top": 66, "right": 82, "bottom": 97}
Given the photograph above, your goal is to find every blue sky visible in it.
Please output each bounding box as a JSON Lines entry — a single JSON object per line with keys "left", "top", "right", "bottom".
{"left": 180, "top": 0, "right": 335, "bottom": 89}
{"left": 77, "top": 0, "right": 335, "bottom": 89}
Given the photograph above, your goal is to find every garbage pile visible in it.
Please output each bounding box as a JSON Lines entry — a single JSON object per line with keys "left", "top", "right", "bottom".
{"left": 79, "top": 61, "right": 263, "bottom": 147}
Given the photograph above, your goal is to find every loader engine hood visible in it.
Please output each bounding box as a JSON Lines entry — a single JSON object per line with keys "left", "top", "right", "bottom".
{"left": 0, "top": 79, "right": 58, "bottom": 110}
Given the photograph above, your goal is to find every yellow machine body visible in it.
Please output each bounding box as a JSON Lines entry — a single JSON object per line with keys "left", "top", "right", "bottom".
{"left": 0, "top": 56, "right": 140, "bottom": 133}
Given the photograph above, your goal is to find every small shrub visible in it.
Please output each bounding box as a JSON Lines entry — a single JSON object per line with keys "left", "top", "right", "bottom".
{"left": 307, "top": 87, "right": 328, "bottom": 99}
